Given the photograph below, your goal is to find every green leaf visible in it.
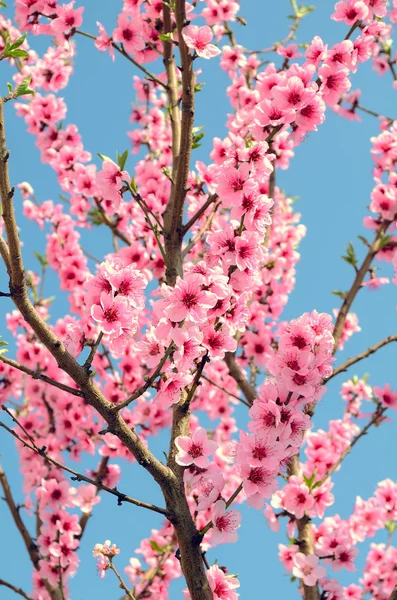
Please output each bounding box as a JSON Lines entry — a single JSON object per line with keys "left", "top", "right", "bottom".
{"left": 194, "top": 82, "right": 205, "bottom": 93}
{"left": 149, "top": 540, "right": 166, "bottom": 553}
{"left": 303, "top": 468, "right": 318, "bottom": 491}
{"left": 33, "top": 251, "right": 48, "bottom": 268}
{"left": 0, "top": 2, "right": 8, "bottom": 7}
{"left": 97, "top": 153, "right": 115, "bottom": 164}
{"left": 116, "top": 149, "right": 128, "bottom": 172}
{"left": 15, "top": 74, "right": 34, "bottom": 97}
{"left": 332, "top": 290, "right": 346, "bottom": 300}
{"left": 192, "top": 126, "right": 205, "bottom": 150}
{"left": 8, "top": 48, "right": 29, "bottom": 58}
{"left": 379, "top": 234, "right": 392, "bottom": 249}
{"left": 342, "top": 241, "right": 357, "bottom": 268}
{"left": 0, "top": 336, "right": 8, "bottom": 355}
{"left": 87, "top": 207, "right": 104, "bottom": 226}
{"left": 297, "top": 4, "right": 316, "bottom": 17}
{"left": 158, "top": 32, "right": 173, "bottom": 42}
{"left": 6, "top": 82, "right": 12, "bottom": 93}
{"left": 129, "top": 177, "right": 138, "bottom": 194}
{"left": 357, "top": 234, "right": 369, "bottom": 247}
{"left": 9, "top": 33, "right": 27, "bottom": 50}
{"left": 385, "top": 520, "right": 397, "bottom": 533}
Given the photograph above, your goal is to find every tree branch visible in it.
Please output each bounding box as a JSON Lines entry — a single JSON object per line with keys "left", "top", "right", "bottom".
{"left": 112, "top": 343, "right": 173, "bottom": 412}
{"left": 0, "top": 418, "right": 169, "bottom": 516}
{"left": 73, "top": 29, "right": 167, "bottom": 89}
{"left": 327, "top": 334, "right": 397, "bottom": 381}
{"left": 0, "top": 97, "right": 173, "bottom": 493}
{"left": 0, "top": 579, "right": 34, "bottom": 600}
{"left": 0, "top": 354, "right": 84, "bottom": 397}
{"left": 182, "top": 194, "right": 218, "bottom": 234}
{"left": 315, "top": 404, "right": 387, "bottom": 488}
{"left": 224, "top": 352, "right": 257, "bottom": 405}
{"left": 0, "top": 464, "right": 41, "bottom": 569}
{"left": 333, "top": 219, "right": 391, "bottom": 351}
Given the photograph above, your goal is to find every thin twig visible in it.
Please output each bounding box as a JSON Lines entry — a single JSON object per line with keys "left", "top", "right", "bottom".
{"left": 202, "top": 375, "right": 250, "bottom": 407}
{"left": 74, "top": 29, "right": 167, "bottom": 89}
{"left": 315, "top": 404, "right": 387, "bottom": 488}
{"left": 112, "top": 344, "right": 173, "bottom": 412}
{"left": 182, "top": 194, "right": 218, "bottom": 234}
{"left": 0, "top": 419, "right": 169, "bottom": 517}
{"left": 224, "top": 352, "right": 256, "bottom": 405}
{"left": 0, "top": 579, "right": 34, "bottom": 600}
{"left": 327, "top": 334, "right": 397, "bottom": 381}
{"left": 0, "top": 354, "right": 84, "bottom": 397}
{"left": 109, "top": 562, "right": 137, "bottom": 600}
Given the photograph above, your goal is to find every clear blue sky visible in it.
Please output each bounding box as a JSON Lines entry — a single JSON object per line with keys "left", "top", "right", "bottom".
{"left": 1, "top": 1, "right": 397, "bottom": 598}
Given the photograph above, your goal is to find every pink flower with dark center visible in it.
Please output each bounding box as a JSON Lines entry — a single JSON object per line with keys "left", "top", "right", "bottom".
{"left": 201, "top": 325, "right": 237, "bottom": 360}
{"left": 113, "top": 13, "right": 145, "bottom": 54}
{"left": 164, "top": 274, "right": 218, "bottom": 323}
{"left": 175, "top": 427, "right": 218, "bottom": 468}
{"left": 292, "top": 553, "right": 326, "bottom": 586}
{"left": 207, "top": 564, "right": 240, "bottom": 600}
{"left": 91, "top": 292, "right": 133, "bottom": 335}
{"left": 211, "top": 500, "right": 242, "bottom": 544}
{"left": 95, "top": 21, "right": 115, "bottom": 60}
{"left": 182, "top": 25, "right": 221, "bottom": 59}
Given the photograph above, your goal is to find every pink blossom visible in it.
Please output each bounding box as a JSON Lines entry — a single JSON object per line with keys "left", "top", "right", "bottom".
{"left": 211, "top": 500, "right": 241, "bottom": 544}
{"left": 182, "top": 25, "right": 221, "bottom": 59}
{"left": 95, "top": 21, "right": 115, "bottom": 60}
{"left": 113, "top": 13, "right": 145, "bottom": 54}
{"left": 206, "top": 564, "right": 240, "bottom": 600}
{"left": 292, "top": 552, "right": 326, "bottom": 586}
{"left": 164, "top": 274, "right": 218, "bottom": 323}
{"left": 175, "top": 427, "right": 218, "bottom": 468}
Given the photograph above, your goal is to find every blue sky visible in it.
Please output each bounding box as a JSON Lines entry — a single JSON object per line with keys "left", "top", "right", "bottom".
{"left": 1, "top": 1, "right": 397, "bottom": 598}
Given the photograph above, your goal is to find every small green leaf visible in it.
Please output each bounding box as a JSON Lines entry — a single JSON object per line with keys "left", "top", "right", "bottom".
{"left": 159, "top": 32, "right": 173, "bottom": 42}
{"left": 8, "top": 49, "right": 29, "bottom": 58}
{"left": 15, "top": 74, "right": 34, "bottom": 97}
{"left": 97, "top": 153, "right": 115, "bottom": 164}
{"left": 33, "top": 251, "right": 48, "bottom": 268}
{"left": 385, "top": 520, "right": 397, "bottom": 533}
{"left": 87, "top": 207, "right": 104, "bottom": 226}
{"left": 194, "top": 82, "right": 205, "bottom": 93}
{"left": 129, "top": 177, "right": 138, "bottom": 194}
{"left": 379, "top": 234, "right": 392, "bottom": 249}
{"left": 332, "top": 290, "right": 346, "bottom": 300}
{"left": 0, "top": 2, "right": 8, "bottom": 7}
{"left": 6, "top": 82, "right": 12, "bottom": 93}
{"left": 357, "top": 234, "right": 369, "bottom": 247}
{"left": 9, "top": 33, "right": 27, "bottom": 50}
{"left": 342, "top": 241, "right": 357, "bottom": 268}
{"left": 149, "top": 540, "right": 166, "bottom": 553}
{"left": 0, "top": 336, "right": 8, "bottom": 354}
{"left": 116, "top": 149, "right": 128, "bottom": 172}
{"left": 297, "top": 4, "right": 316, "bottom": 17}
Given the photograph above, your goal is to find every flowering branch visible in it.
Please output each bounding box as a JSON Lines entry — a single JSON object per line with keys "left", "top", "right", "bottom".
{"left": 77, "top": 456, "right": 109, "bottom": 540}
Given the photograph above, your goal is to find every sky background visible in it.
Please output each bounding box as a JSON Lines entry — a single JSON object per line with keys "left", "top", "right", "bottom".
{"left": 1, "top": 1, "right": 397, "bottom": 598}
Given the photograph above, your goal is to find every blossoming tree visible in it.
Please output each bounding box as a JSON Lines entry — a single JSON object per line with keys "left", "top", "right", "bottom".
{"left": 1, "top": 0, "right": 397, "bottom": 599}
